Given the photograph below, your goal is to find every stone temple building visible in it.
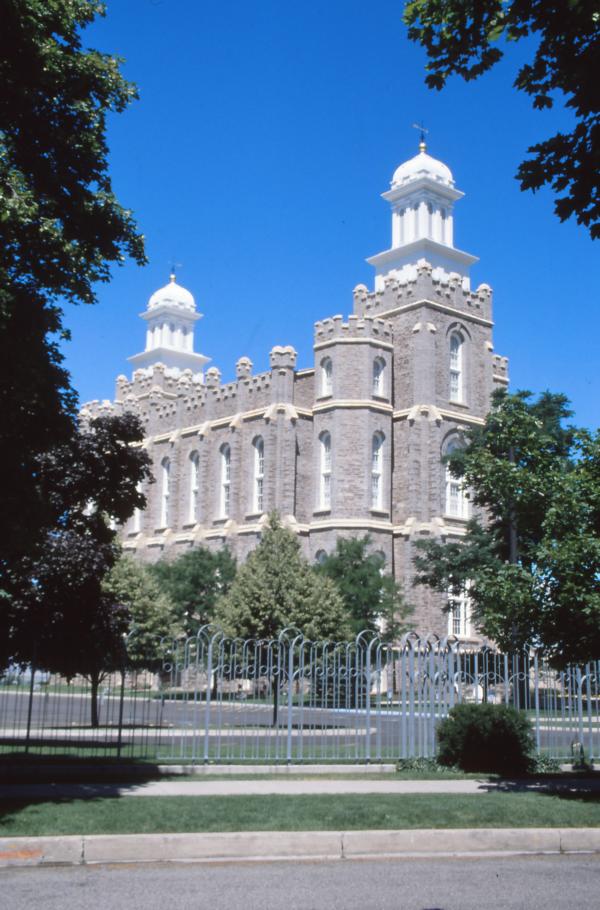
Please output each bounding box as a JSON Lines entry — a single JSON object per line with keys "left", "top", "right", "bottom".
{"left": 83, "top": 141, "right": 509, "bottom": 639}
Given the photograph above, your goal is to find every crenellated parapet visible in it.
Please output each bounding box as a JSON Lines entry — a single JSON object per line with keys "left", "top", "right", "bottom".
{"left": 492, "top": 353, "right": 509, "bottom": 384}
{"left": 352, "top": 260, "right": 493, "bottom": 323}
{"left": 314, "top": 314, "right": 393, "bottom": 345}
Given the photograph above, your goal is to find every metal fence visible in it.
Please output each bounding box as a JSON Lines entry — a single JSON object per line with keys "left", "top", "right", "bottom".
{"left": 2, "top": 628, "right": 600, "bottom": 764}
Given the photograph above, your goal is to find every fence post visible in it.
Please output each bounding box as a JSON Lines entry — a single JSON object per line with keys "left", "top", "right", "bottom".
{"left": 24, "top": 665, "right": 36, "bottom": 755}
{"left": 116, "top": 668, "right": 126, "bottom": 760}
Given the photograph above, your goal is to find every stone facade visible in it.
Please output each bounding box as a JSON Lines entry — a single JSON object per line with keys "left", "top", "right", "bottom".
{"left": 83, "top": 144, "right": 509, "bottom": 639}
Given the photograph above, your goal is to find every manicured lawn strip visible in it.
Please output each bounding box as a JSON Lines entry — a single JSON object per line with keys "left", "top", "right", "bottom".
{"left": 1, "top": 792, "right": 600, "bottom": 836}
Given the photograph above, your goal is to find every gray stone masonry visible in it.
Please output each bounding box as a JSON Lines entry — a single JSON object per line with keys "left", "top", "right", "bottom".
{"left": 83, "top": 265, "right": 508, "bottom": 640}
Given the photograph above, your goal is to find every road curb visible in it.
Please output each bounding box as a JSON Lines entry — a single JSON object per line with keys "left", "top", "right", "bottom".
{"left": 1, "top": 828, "right": 600, "bottom": 867}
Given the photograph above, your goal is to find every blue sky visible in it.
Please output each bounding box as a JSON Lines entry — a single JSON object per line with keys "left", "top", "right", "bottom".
{"left": 63, "top": 0, "right": 599, "bottom": 429}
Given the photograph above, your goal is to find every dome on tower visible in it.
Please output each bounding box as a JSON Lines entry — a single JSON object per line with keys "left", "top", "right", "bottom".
{"left": 391, "top": 146, "right": 454, "bottom": 189}
{"left": 147, "top": 274, "right": 196, "bottom": 312}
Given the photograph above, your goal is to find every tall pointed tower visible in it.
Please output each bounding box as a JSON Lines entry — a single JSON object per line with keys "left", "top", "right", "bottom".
{"left": 367, "top": 138, "right": 477, "bottom": 290}
{"left": 128, "top": 273, "right": 210, "bottom": 379}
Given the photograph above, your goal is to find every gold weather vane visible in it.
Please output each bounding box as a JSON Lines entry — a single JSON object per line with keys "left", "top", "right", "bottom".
{"left": 412, "top": 121, "right": 429, "bottom": 153}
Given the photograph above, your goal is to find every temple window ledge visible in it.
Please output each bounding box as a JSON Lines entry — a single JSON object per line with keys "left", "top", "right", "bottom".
{"left": 154, "top": 526, "right": 168, "bottom": 533}
{"left": 245, "top": 511, "right": 264, "bottom": 520}
{"left": 212, "top": 517, "right": 228, "bottom": 526}
{"left": 313, "top": 508, "right": 331, "bottom": 517}
{"left": 370, "top": 508, "right": 389, "bottom": 517}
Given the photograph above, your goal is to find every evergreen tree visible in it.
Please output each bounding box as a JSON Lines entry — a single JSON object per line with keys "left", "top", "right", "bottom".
{"left": 215, "top": 514, "right": 351, "bottom": 641}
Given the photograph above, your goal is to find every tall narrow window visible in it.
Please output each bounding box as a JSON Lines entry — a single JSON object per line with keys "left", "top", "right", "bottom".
{"left": 319, "top": 431, "right": 332, "bottom": 509}
{"left": 448, "top": 586, "right": 471, "bottom": 637}
{"left": 372, "top": 357, "right": 385, "bottom": 397}
{"left": 220, "top": 444, "right": 231, "bottom": 517}
{"left": 189, "top": 451, "right": 200, "bottom": 523}
{"left": 320, "top": 357, "right": 333, "bottom": 397}
{"left": 449, "top": 332, "right": 464, "bottom": 402}
{"left": 132, "top": 481, "right": 142, "bottom": 533}
{"left": 160, "top": 457, "right": 170, "bottom": 527}
{"left": 253, "top": 437, "right": 264, "bottom": 513}
{"left": 444, "top": 438, "right": 468, "bottom": 519}
{"left": 371, "top": 433, "right": 384, "bottom": 509}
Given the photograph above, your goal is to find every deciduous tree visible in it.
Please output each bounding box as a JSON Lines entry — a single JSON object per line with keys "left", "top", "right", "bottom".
{"left": 403, "top": 1, "right": 600, "bottom": 237}
{"left": 414, "top": 390, "right": 600, "bottom": 666}
{"left": 0, "top": 1, "right": 145, "bottom": 575}
{"left": 149, "top": 547, "right": 236, "bottom": 636}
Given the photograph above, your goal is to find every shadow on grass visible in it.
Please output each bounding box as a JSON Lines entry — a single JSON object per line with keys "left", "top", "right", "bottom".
{"left": 0, "top": 752, "right": 168, "bottom": 785}
{"left": 477, "top": 771, "right": 600, "bottom": 800}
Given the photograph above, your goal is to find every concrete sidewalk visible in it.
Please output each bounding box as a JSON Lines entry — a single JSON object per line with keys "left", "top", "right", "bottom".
{"left": 3, "top": 775, "right": 600, "bottom": 799}
{"left": 2, "top": 827, "right": 600, "bottom": 867}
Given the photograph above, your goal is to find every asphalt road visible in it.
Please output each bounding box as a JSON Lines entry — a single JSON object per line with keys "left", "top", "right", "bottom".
{"left": 0, "top": 688, "right": 589, "bottom": 759}
{"left": 2, "top": 855, "right": 600, "bottom": 909}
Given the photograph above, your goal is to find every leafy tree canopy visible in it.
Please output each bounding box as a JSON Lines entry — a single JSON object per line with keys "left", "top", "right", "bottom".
{"left": 149, "top": 546, "right": 236, "bottom": 636}
{"left": 403, "top": 1, "right": 600, "bottom": 237}
{"left": 103, "top": 556, "right": 183, "bottom": 667}
{"left": 215, "top": 514, "right": 351, "bottom": 641}
{"left": 413, "top": 390, "right": 600, "bottom": 666}
{"left": 0, "top": 0, "right": 145, "bottom": 571}
{"left": 317, "top": 536, "right": 413, "bottom": 640}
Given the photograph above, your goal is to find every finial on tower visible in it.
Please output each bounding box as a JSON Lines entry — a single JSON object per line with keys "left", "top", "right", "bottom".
{"left": 169, "top": 259, "right": 182, "bottom": 283}
{"left": 412, "top": 121, "right": 429, "bottom": 153}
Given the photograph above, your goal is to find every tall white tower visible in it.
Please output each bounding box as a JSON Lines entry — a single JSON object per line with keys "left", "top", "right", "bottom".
{"left": 367, "top": 140, "right": 477, "bottom": 289}
{"left": 128, "top": 274, "right": 210, "bottom": 379}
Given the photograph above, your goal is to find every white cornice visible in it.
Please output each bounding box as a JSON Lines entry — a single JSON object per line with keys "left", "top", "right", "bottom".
{"left": 313, "top": 399, "right": 393, "bottom": 415}
{"left": 393, "top": 406, "right": 485, "bottom": 426}
{"left": 378, "top": 298, "right": 493, "bottom": 328}
{"left": 313, "top": 337, "right": 394, "bottom": 352}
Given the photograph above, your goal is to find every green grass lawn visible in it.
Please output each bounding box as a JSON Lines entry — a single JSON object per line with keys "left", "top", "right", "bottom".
{"left": 1, "top": 791, "right": 600, "bottom": 836}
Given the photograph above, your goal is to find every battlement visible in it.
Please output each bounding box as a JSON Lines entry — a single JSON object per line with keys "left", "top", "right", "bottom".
{"left": 269, "top": 345, "right": 297, "bottom": 370}
{"left": 352, "top": 260, "right": 493, "bottom": 322}
{"left": 314, "top": 314, "right": 393, "bottom": 345}
{"left": 492, "top": 354, "right": 509, "bottom": 381}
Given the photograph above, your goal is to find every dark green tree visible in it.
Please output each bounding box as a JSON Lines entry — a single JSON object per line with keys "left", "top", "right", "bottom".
{"left": 215, "top": 514, "right": 351, "bottom": 642}
{"left": 4, "top": 414, "right": 151, "bottom": 724}
{"left": 403, "top": 1, "right": 600, "bottom": 237}
{"left": 0, "top": 0, "right": 145, "bottom": 575}
{"left": 317, "top": 537, "right": 413, "bottom": 639}
{"left": 414, "top": 390, "right": 600, "bottom": 666}
{"left": 149, "top": 547, "right": 237, "bottom": 636}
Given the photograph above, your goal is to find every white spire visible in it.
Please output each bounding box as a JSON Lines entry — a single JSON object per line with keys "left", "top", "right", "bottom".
{"left": 367, "top": 142, "right": 477, "bottom": 289}
{"left": 128, "top": 274, "right": 210, "bottom": 380}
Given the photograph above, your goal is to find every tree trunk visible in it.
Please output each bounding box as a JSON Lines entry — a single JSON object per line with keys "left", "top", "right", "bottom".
{"left": 90, "top": 671, "right": 101, "bottom": 728}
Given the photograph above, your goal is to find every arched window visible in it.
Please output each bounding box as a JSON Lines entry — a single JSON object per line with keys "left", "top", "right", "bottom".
{"left": 444, "top": 438, "right": 469, "bottom": 519}
{"left": 315, "top": 549, "right": 328, "bottom": 565}
{"left": 372, "top": 357, "right": 385, "bottom": 397}
{"left": 189, "top": 451, "right": 200, "bottom": 523}
{"left": 449, "top": 332, "right": 464, "bottom": 403}
{"left": 448, "top": 585, "right": 471, "bottom": 637}
{"left": 132, "top": 481, "right": 142, "bottom": 533}
{"left": 253, "top": 436, "right": 265, "bottom": 513}
{"left": 220, "top": 444, "right": 231, "bottom": 517}
{"left": 160, "top": 457, "right": 170, "bottom": 527}
{"left": 320, "top": 357, "right": 333, "bottom": 397}
{"left": 319, "top": 431, "right": 332, "bottom": 509}
{"left": 371, "top": 432, "right": 384, "bottom": 509}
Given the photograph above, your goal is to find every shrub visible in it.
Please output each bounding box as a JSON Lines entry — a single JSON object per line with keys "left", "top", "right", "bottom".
{"left": 436, "top": 703, "right": 534, "bottom": 776}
